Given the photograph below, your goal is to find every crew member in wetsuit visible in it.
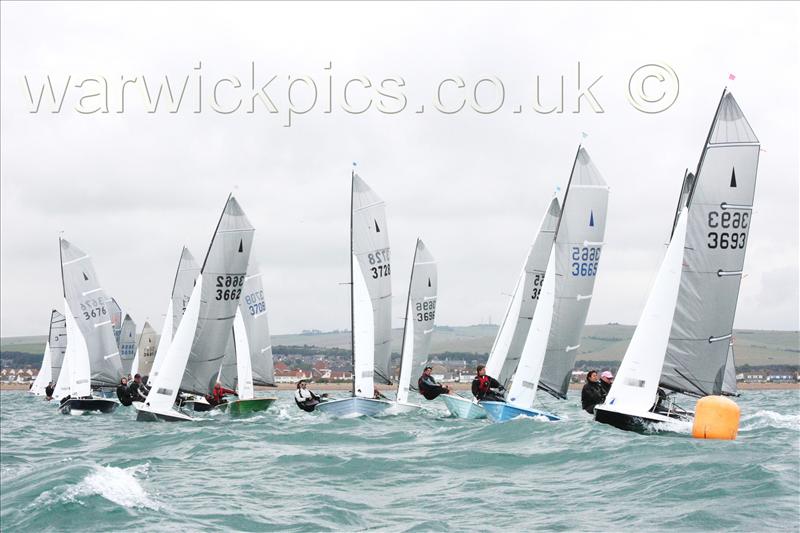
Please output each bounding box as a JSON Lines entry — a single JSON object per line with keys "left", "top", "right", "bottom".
{"left": 116, "top": 377, "right": 133, "bottom": 406}
{"left": 599, "top": 370, "right": 614, "bottom": 397}
{"left": 207, "top": 381, "right": 237, "bottom": 407}
{"left": 581, "top": 370, "right": 605, "bottom": 414}
{"left": 45, "top": 382, "right": 55, "bottom": 401}
{"left": 471, "top": 365, "right": 505, "bottom": 402}
{"left": 294, "top": 380, "right": 326, "bottom": 412}
{"left": 128, "top": 374, "right": 146, "bottom": 403}
{"left": 417, "top": 366, "right": 451, "bottom": 400}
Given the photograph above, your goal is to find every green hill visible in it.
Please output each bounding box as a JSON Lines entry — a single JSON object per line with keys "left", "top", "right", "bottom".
{"left": 2, "top": 324, "right": 797, "bottom": 367}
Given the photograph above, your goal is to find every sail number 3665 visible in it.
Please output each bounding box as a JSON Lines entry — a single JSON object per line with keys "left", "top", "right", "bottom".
{"left": 571, "top": 247, "right": 601, "bottom": 277}
{"left": 216, "top": 275, "right": 245, "bottom": 300}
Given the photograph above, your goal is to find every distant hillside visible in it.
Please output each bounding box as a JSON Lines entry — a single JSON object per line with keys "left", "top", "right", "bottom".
{"left": 2, "top": 324, "right": 798, "bottom": 368}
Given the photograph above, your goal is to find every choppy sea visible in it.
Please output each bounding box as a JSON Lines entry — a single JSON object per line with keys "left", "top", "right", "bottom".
{"left": 1, "top": 389, "right": 798, "bottom": 532}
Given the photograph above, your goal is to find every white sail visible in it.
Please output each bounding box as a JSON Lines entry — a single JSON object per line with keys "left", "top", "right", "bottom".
{"left": 108, "top": 297, "right": 124, "bottom": 348}
{"left": 485, "top": 198, "right": 560, "bottom": 387}
{"left": 351, "top": 174, "right": 393, "bottom": 385}
{"left": 396, "top": 239, "right": 438, "bottom": 404}
{"left": 180, "top": 196, "right": 254, "bottom": 395}
{"left": 661, "top": 91, "right": 760, "bottom": 396}
{"left": 233, "top": 310, "right": 255, "bottom": 400}
{"left": 237, "top": 261, "right": 275, "bottom": 386}
{"left": 507, "top": 252, "right": 556, "bottom": 409}
{"left": 53, "top": 336, "right": 72, "bottom": 400}
{"left": 150, "top": 248, "right": 199, "bottom": 382}
{"left": 30, "top": 341, "right": 52, "bottom": 396}
{"left": 218, "top": 330, "right": 237, "bottom": 390}
{"left": 49, "top": 310, "right": 67, "bottom": 385}
{"left": 130, "top": 349, "right": 140, "bottom": 377}
{"left": 135, "top": 322, "right": 158, "bottom": 377}
{"left": 119, "top": 314, "right": 137, "bottom": 376}
{"left": 352, "top": 253, "right": 376, "bottom": 398}
{"left": 60, "top": 239, "right": 124, "bottom": 387}
{"left": 604, "top": 209, "right": 690, "bottom": 413}
{"left": 538, "top": 148, "right": 609, "bottom": 399}
{"left": 721, "top": 342, "right": 738, "bottom": 396}
{"left": 143, "top": 274, "right": 203, "bottom": 412}
{"left": 63, "top": 297, "right": 92, "bottom": 398}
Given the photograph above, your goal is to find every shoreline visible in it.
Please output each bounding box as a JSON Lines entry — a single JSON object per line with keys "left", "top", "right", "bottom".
{"left": 3, "top": 382, "right": 797, "bottom": 392}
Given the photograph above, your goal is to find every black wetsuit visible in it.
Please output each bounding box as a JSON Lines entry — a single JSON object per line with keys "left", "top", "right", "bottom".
{"left": 128, "top": 381, "right": 146, "bottom": 403}
{"left": 600, "top": 380, "right": 612, "bottom": 397}
{"left": 472, "top": 375, "right": 505, "bottom": 402}
{"left": 116, "top": 385, "right": 132, "bottom": 406}
{"left": 581, "top": 381, "right": 605, "bottom": 414}
{"left": 418, "top": 375, "right": 447, "bottom": 401}
{"left": 45, "top": 385, "right": 55, "bottom": 398}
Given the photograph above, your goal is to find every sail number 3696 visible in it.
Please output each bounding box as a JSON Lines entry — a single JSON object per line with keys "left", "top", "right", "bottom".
{"left": 416, "top": 300, "right": 436, "bottom": 322}
{"left": 216, "top": 275, "right": 245, "bottom": 301}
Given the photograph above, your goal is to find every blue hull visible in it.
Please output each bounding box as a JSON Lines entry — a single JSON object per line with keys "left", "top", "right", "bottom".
{"left": 480, "top": 401, "right": 560, "bottom": 423}
{"left": 441, "top": 394, "right": 486, "bottom": 419}
{"left": 313, "top": 397, "right": 391, "bottom": 418}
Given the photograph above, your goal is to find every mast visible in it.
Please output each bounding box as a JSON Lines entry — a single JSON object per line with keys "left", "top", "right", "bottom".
{"left": 396, "top": 238, "right": 420, "bottom": 395}
{"left": 350, "top": 171, "right": 356, "bottom": 397}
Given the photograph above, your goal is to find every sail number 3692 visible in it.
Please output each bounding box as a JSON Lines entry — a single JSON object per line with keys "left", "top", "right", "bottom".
{"left": 216, "top": 275, "right": 245, "bottom": 301}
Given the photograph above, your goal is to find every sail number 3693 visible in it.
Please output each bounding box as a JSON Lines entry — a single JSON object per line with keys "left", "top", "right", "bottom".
{"left": 707, "top": 210, "right": 748, "bottom": 249}
{"left": 216, "top": 275, "right": 245, "bottom": 301}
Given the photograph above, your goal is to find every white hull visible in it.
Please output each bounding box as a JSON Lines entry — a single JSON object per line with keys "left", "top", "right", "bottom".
{"left": 313, "top": 397, "right": 392, "bottom": 418}
{"left": 385, "top": 400, "right": 424, "bottom": 415}
{"left": 133, "top": 401, "right": 195, "bottom": 422}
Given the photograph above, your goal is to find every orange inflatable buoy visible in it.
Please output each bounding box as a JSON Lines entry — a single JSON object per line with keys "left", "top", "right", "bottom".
{"left": 692, "top": 395, "right": 740, "bottom": 440}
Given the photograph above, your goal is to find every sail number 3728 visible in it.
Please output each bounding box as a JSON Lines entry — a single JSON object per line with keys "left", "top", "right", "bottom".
{"left": 368, "top": 248, "right": 391, "bottom": 279}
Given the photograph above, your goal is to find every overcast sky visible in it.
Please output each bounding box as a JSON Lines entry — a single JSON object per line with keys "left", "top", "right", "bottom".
{"left": 1, "top": 2, "right": 798, "bottom": 338}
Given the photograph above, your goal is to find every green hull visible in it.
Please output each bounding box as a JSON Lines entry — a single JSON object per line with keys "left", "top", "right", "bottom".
{"left": 218, "top": 398, "right": 277, "bottom": 416}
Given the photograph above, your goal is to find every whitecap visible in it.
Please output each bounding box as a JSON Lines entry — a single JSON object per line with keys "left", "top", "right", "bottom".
{"left": 740, "top": 410, "right": 800, "bottom": 432}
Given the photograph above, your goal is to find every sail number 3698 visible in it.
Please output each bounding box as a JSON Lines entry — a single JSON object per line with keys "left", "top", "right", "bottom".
{"left": 216, "top": 275, "right": 245, "bottom": 301}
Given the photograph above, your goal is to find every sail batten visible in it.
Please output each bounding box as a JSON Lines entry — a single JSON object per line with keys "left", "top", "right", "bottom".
{"left": 661, "top": 91, "right": 759, "bottom": 396}
{"left": 538, "top": 148, "right": 609, "bottom": 398}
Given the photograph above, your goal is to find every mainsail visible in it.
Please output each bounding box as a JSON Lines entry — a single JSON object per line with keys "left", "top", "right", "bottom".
{"left": 119, "top": 314, "right": 137, "bottom": 375}
{"left": 135, "top": 321, "right": 158, "bottom": 377}
{"left": 150, "top": 247, "right": 200, "bottom": 382}
{"left": 180, "top": 196, "right": 255, "bottom": 395}
{"left": 237, "top": 260, "right": 275, "bottom": 386}
{"left": 661, "top": 90, "right": 760, "bottom": 397}
{"left": 396, "top": 239, "right": 438, "bottom": 404}
{"left": 49, "top": 310, "right": 67, "bottom": 385}
{"left": 351, "top": 174, "right": 393, "bottom": 391}
{"left": 485, "top": 197, "right": 560, "bottom": 388}
{"left": 59, "top": 238, "right": 124, "bottom": 388}
{"left": 108, "top": 298, "right": 124, "bottom": 348}
{"left": 538, "top": 148, "right": 610, "bottom": 398}
{"left": 721, "top": 342, "right": 738, "bottom": 396}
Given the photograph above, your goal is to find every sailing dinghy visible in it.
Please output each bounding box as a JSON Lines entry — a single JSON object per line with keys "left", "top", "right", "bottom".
{"left": 480, "top": 198, "right": 562, "bottom": 422}
{"left": 388, "top": 239, "right": 438, "bottom": 414}
{"left": 57, "top": 238, "right": 124, "bottom": 415}
{"left": 215, "top": 260, "right": 278, "bottom": 415}
{"left": 135, "top": 195, "right": 254, "bottom": 421}
{"left": 314, "top": 173, "right": 393, "bottom": 417}
{"left": 595, "top": 90, "right": 759, "bottom": 433}
{"left": 30, "top": 312, "right": 57, "bottom": 397}
{"left": 444, "top": 197, "right": 562, "bottom": 420}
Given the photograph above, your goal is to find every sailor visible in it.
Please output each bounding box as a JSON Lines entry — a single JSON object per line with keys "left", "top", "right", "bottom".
{"left": 208, "top": 381, "right": 237, "bottom": 407}
{"left": 116, "top": 377, "right": 133, "bottom": 406}
{"left": 294, "top": 380, "right": 326, "bottom": 412}
{"left": 417, "top": 366, "right": 451, "bottom": 400}
{"left": 471, "top": 365, "right": 505, "bottom": 402}
{"left": 599, "top": 370, "right": 614, "bottom": 396}
{"left": 128, "top": 374, "right": 146, "bottom": 403}
{"left": 44, "top": 382, "right": 55, "bottom": 401}
{"left": 581, "top": 370, "right": 605, "bottom": 414}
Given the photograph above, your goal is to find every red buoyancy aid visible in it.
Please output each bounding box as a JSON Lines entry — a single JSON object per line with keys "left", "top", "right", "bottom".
{"left": 478, "top": 375, "right": 491, "bottom": 394}
{"left": 213, "top": 385, "right": 231, "bottom": 404}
